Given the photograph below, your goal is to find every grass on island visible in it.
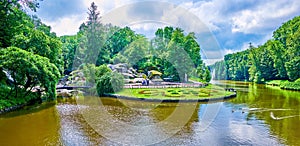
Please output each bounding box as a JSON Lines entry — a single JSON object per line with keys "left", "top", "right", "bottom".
{"left": 115, "top": 84, "right": 234, "bottom": 100}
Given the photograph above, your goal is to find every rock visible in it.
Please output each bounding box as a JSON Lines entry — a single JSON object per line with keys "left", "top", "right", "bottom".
{"left": 57, "top": 89, "right": 73, "bottom": 97}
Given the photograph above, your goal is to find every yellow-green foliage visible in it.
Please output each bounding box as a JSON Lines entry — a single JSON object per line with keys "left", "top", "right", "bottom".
{"left": 280, "top": 81, "right": 300, "bottom": 91}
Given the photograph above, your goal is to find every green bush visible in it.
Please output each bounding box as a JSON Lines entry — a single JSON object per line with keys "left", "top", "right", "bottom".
{"left": 96, "top": 65, "right": 112, "bottom": 78}
{"left": 0, "top": 84, "right": 41, "bottom": 110}
{"left": 96, "top": 72, "right": 124, "bottom": 96}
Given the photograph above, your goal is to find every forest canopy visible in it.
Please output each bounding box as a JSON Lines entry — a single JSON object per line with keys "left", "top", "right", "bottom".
{"left": 212, "top": 16, "right": 300, "bottom": 83}
{"left": 62, "top": 2, "right": 210, "bottom": 83}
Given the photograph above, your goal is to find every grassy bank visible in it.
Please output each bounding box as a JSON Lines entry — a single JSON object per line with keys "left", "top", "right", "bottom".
{"left": 115, "top": 84, "right": 234, "bottom": 100}
{"left": 266, "top": 79, "right": 300, "bottom": 91}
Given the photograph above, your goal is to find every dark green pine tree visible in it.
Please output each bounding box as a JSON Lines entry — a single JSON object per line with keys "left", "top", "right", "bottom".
{"left": 83, "top": 2, "right": 107, "bottom": 65}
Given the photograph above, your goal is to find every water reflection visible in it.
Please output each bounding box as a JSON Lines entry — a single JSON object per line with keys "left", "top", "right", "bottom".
{"left": 75, "top": 96, "right": 200, "bottom": 145}
{"left": 0, "top": 103, "right": 61, "bottom": 145}
{"left": 216, "top": 80, "right": 300, "bottom": 145}
{"left": 0, "top": 81, "right": 299, "bottom": 145}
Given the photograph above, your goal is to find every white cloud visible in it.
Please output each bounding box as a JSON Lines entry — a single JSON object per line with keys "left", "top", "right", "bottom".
{"left": 128, "top": 22, "right": 169, "bottom": 34}
{"left": 84, "top": 0, "right": 135, "bottom": 14}
{"left": 231, "top": 0, "right": 300, "bottom": 34}
{"left": 35, "top": 0, "right": 300, "bottom": 64}
{"left": 184, "top": 0, "right": 224, "bottom": 31}
{"left": 40, "top": 0, "right": 136, "bottom": 36}
{"left": 39, "top": 0, "right": 300, "bottom": 37}
{"left": 159, "top": 2, "right": 212, "bottom": 34}
{"left": 43, "top": 15, "right": 85, "bottom": 36}
{"left": 127, "top": 22, "right": 169, "bottom": 38}
{"left": 224, "top": 46, "right": 247, "bottom": 56}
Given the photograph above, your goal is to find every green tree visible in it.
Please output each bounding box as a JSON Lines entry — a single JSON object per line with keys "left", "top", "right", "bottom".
{"left": 31, "top": 15, "right": 57, "bottom": 37}
{"left": 203, "top": 67, "right": 212, "bottom": 82}
{"left": 104, "top": 26, "right": 137, "bottom": 59}
{"left": 96, "top": 72, "right": 124, "bottom": 96}
{"left": 166, "top": 28, "right": 193, "bottom": 82}
{"left": 12, "top": 29, "right": 63, "bottom": 73}
{"left": 0, "top": 0, "right": 41, "bottom": 48}
{"left": 81, "top": 2, "right": 107, "bottom": 65}
{"left": 285, "top": 57, "right": 300, "bottom": 81}
{"left": 224, "top": 49, "right": 250, "bottom": 81}
{"left": 0, "top": 47, "right": 60, "bottom": 100}
{"left": 96, "top": 64, "right": 112, "bottom": 77}
{"left": 210, "top": 60, "right": 226, "bottom": 80}
{"left": 273, "top": 16, "right": 300, "bottom": 81}
{"left": 150, "top": 26, "right": 208, "bottom": 82}
{"left": 249, "top": 44, "right": 278, "bottom": 83}
{"left": 60, "top": 35, "right": 79, "bottom": 72}
{"left": 184, "top": 32, "right": 202, "bottom": 67}
{"left": 123, "top": 36, "right": 149, "bottom": 68}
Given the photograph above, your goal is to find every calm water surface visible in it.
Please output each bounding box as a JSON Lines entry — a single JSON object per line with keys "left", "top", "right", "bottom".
{"left": 0, "top": 81, "right": 299, "bottom": 145}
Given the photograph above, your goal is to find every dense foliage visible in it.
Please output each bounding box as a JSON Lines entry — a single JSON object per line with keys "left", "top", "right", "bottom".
{"left": 145, "top": 27, "right": 210, "bottom": 82}
{"left": 212, "top": 16, "right": 300, "bottom": 83}
{"left": 61, "top": 3, "right": 210, "bottom": 83}
{"left": 0, "top": 1, "right": 62, "bottom": 109}
{"left": 0, "top": 0, "right": 41, "bottom": 48}
{"left": 77, "top": 63, "right": 124, "bottom": 96}
{"left": 96, "top": 72, "right": 124, "bottom": 96}
{"left": 0, "top": 47, "right": 60, "bottom": 109}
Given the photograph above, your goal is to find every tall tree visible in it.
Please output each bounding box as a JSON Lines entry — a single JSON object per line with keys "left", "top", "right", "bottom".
{"left": 82, "top": 2, "right": 107, "bottom": 65}
{"left": 103, "top": 26, "right": 137, "bottom": 59}
{"left": 120, "top": 35, "right": 149, "bottom": 68}
{"left": 150, "top": 26, "right": 208, "bottom": 82}
{"left": 248, "top": 45, "right": 277, "bottom": 83}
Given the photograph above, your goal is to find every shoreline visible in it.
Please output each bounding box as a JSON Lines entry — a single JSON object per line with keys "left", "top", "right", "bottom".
{"left": 0, "top": 103, "right": 28, "bottom": 115}
{"left": 214, "top": 80, "right": 300, "bottom": 91}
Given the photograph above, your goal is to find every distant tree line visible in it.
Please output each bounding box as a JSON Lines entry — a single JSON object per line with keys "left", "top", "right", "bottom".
{"left": 211, "top": 16, "right": 300, "bottom": 83}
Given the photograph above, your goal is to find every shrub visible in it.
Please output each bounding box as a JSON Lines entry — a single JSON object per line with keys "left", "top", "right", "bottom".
{"left": 96, "top": 72, "right": 124, "bottom": 96}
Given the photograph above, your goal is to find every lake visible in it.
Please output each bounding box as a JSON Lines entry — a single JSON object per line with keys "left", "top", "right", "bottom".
{"left": 0, "top": 81, "right": 299, "bottom": 145}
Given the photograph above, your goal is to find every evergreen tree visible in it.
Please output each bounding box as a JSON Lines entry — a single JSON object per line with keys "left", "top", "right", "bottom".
{"left": 82, "top": 2, "right": 107, "bottom": 65}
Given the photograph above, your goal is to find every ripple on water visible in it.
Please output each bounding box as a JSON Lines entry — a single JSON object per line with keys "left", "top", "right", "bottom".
{"left": 56, "top": 104, "right": 93, "bottom": 145}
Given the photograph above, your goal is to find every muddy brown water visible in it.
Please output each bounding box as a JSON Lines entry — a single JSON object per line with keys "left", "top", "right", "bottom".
{"left": 0, "top": 81, "right": 299, "bottom": 145}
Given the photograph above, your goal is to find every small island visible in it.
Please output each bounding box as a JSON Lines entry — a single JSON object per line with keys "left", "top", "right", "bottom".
{"left": 58, "top": 62, "right": 236, "bottom": 102}
{"left": 109, "top": 86, "right": 236, "bottom": 102}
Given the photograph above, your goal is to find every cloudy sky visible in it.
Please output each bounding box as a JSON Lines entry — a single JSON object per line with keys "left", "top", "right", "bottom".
{"left": 33, "top": 0, "right": 300, "bottom": 64}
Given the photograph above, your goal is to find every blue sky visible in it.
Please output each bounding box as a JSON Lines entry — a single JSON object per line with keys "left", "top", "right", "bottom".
{"left": 33, "top": 0, "right": 300, "bottom": 64}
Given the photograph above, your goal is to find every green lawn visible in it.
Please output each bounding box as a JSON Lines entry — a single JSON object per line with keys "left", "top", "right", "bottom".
{"left": 266, "top": 79, "right": 300, "bottom": 91}
{"left": 266, "top": 80, "right": 287, "bottom": 86}
{"left": 115, "top": 85, "right": 234, "bottom": 100}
